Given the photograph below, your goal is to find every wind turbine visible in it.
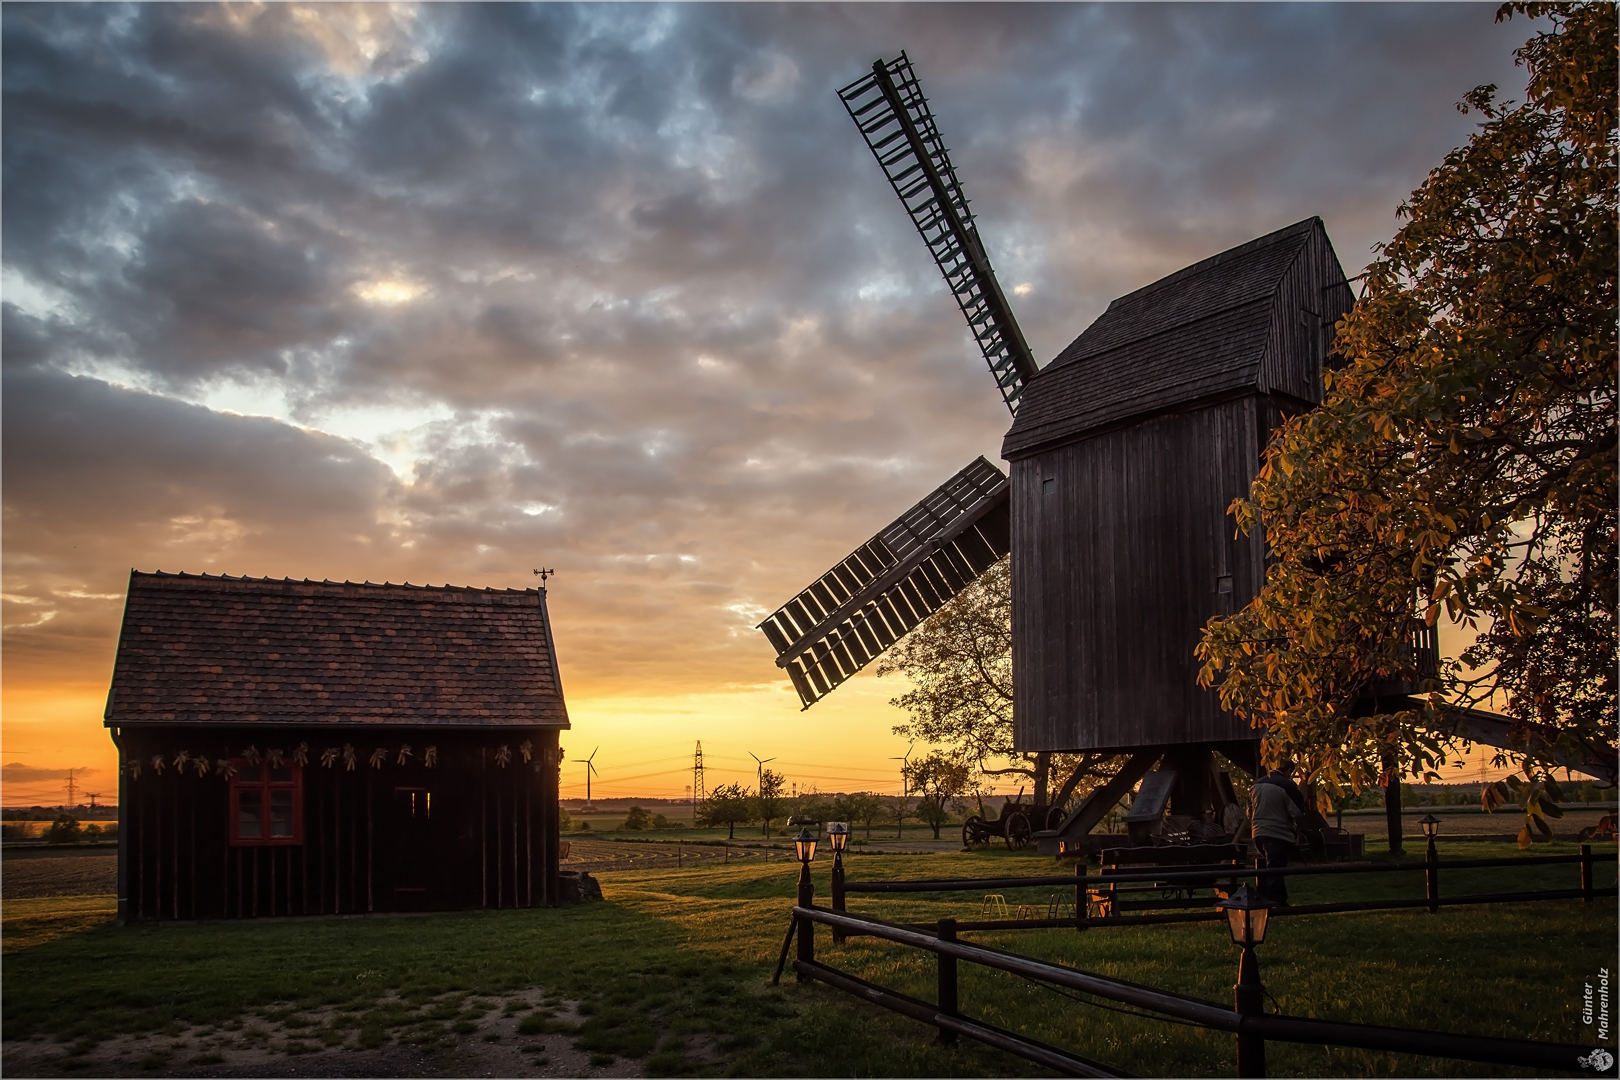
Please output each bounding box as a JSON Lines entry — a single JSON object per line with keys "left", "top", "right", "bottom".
{"left": 748, "top": 751, "right": 776, "bottom": 837}
{"left": 889, "top": 742, "right": 914, "bottom": 840}
{"left": 581, "top": 747, "right": 600, "bottom": 810}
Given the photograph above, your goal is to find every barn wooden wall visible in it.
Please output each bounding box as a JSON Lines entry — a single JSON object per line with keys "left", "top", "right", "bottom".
{"left": 112, "top": 727, "right": 560, "bottom": 922}
{"left": 1010, "top": 396, "right": 1268, "bottom": 752}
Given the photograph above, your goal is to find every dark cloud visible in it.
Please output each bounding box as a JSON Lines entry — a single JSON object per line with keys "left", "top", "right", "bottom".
{"left": 121, "top": 198, "right": 348, "bottom": 378}
{"left": 1, "top": 362, "right": 400, "bottom": 676}
{"left": 3, "top": 2, "right": 1530, "bottom": 707}
{"left": 2, "top": 763, "right": 104, "bottom": 783}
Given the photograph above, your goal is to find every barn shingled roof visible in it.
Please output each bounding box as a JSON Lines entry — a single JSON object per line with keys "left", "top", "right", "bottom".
{"left": 1002, "top": 218, "right": 1327, "bottom": 458}
{"left": 104, "top": 572, "right": 569, "bottom": 728}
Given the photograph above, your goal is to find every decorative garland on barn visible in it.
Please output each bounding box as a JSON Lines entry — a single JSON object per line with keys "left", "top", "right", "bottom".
{"left": 119, "top": 739, "right": 486, "bottom": 779}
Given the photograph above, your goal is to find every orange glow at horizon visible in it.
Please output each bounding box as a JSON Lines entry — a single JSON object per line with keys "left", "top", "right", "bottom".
{"left": 0, "top": 655, "right": 932, "bottom": 806}
{"left": 0, "top": 656, "right": 1544, "bottom": 809}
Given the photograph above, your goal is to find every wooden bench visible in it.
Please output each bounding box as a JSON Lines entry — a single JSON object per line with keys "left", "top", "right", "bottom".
{"left": 1089, "top": 844, "right": 1243, "bottom": 917}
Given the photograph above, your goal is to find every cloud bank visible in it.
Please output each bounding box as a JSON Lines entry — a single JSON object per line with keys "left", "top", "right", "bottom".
{"left": 3, "top": 3, "right": 1527, "bottom": 781}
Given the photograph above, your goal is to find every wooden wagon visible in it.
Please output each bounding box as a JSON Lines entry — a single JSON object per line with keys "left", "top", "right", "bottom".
{"left": 961, "top": 793, "right": 1065, "bottom": 850}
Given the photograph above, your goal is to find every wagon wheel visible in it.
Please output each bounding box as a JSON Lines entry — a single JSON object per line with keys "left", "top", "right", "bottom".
{"left": 1044, "top": 805, "right": 1067, "bottom": 831}
{"left": 962, "top": 816, "right": 985, "bottom": 848}
{"left": 1004, "top": 812, "right": 1033, "bottom": 850}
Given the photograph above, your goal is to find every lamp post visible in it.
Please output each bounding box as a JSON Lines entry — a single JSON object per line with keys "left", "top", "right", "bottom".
{"left": 794, "top": 828, "right": 818, "bottom": 977}
{"left": 1420, "top": 813, "right": 1441, "bottom": 914}
{"left": 827, "top": 822, "right": 849, "bottom": 943}
{"left": 1217, "top": 884, "right": 1276, "bottom": 1078}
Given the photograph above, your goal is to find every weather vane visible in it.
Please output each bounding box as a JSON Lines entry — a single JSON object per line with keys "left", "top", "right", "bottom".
{"left": 532, "top": 568, "right": 555, "bottom": 585}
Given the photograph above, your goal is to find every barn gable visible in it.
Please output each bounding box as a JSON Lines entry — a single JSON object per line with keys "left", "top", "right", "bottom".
{"left": 1002, "top": 217, "right": 1352, "bottom": 460}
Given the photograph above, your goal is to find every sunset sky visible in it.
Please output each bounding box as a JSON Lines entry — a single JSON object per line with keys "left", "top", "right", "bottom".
{"left": 3, "top": 3, "right": 1532, "bottom": 807}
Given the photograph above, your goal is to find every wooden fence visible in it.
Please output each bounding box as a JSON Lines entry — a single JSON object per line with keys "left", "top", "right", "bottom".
{"left": 775, "top": 845, "right": 1617, "bottom": 1076}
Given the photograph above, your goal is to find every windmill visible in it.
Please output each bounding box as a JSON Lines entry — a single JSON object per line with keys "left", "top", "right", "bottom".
{"left": 580, "top": 747, "right": 600, "bottom": 811}
{"left": 758, "top": 53, "right": 1366, "bottom": 853}
{"left": 748, "top": 751, "right": 777, "bottom": 837}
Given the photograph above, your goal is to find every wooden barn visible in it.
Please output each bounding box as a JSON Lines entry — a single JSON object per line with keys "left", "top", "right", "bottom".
{"left": 104, "top": 572, "right": 569, "bottom": 922}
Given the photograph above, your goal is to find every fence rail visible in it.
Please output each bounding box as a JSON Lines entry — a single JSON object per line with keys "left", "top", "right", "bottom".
{"left": 834, "top": 846, "right": 1613, "bottom": 929}
{"left": 783, "top": 904, "right": 1614, "bottom": 1077}
{"left": 841, "top": 850, "right": 1601, "bottom": 892}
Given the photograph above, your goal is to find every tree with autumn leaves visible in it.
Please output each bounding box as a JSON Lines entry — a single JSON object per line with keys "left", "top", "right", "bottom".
{"left": 1197, "top": 3, "right": 1616, "bottom": 819}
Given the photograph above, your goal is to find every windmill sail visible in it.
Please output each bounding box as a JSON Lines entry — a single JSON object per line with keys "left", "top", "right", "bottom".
{"left": 758, "top": 457, "right": 1010, "bottom": 709}
{"left": 839, "top": 54, "right": 1039, "bottom": 413}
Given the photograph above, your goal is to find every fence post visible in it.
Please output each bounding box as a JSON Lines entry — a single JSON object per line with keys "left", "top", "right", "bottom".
{"left": 936, "top": 917, "right": 958, "bottom": 1045}
{"left": 796, "top": 862, "right": 814, "bottom": 979}
{"left": 832, "top": 854, "right": 846, "bottom": 944}
{"left": 1075, "top": 860, "right": 1088, "bottom": 930}
{"left": 1580, "top": 844, "right": 1594, "bottom": 904}
{"left": 1383, "top": 774, "right": 1403, "bottom": 855}
{"left": 1425, "top": 839, "right": 1439, "bottom": 915}
{"left": 1235, "top": 946, "right": 1267, "bottom": 1078}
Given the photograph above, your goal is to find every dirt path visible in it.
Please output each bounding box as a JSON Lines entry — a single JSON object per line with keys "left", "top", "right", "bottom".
{"left": 3, "top": 991, "right": 657, "bottom": 1079}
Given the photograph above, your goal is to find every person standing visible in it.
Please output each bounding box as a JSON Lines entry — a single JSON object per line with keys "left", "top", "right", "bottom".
{"left": 1250, "top": 760, "right": 1305, "bottom": 905}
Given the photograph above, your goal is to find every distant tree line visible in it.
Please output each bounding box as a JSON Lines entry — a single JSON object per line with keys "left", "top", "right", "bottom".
{"left": 0, "top": 814, "right": 119, "bottom": 843}
{"left": 1331, "top": 780, "right": 1615, "bottom": 811}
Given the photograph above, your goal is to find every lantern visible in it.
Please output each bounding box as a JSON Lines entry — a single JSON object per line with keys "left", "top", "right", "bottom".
{"left": 1216, "top": 884, "right": 1275, "bottom": 950}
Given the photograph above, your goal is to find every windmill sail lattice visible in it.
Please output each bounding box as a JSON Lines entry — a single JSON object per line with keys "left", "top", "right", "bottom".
{"left": 758, "top": 457, "right": 1010, "bottom": 709}
{"left": 839, "top": 54, "right": 1039, "bottom": 413}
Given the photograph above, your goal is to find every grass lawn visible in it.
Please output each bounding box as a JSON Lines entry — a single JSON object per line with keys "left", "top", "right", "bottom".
{"left": 3, "top": 839, "right": 1614, "bottom": 1077}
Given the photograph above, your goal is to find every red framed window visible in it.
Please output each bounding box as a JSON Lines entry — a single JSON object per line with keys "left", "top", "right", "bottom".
{"left": 230, "top": 759, "right": 303, "bottom": 846}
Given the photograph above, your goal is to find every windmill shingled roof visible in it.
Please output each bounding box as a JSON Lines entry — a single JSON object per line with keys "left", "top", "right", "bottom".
{"left": 1003, "top": 218, "right": 1321, "bottom": 458}
{"left": 105, "top": 571, "right": 569, "bottom": 728}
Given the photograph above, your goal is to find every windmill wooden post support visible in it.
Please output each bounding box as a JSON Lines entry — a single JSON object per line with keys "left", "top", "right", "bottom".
{"left": 104, "top": 572, "right": 572, "bottom": 922}
{"left": 757, "top": 54, "right": 1400, "bottom": 854}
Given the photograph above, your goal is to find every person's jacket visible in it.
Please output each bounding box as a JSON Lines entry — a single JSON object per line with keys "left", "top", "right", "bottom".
{"left": 1250, "top": 775, "right": 1304, "bottom": 843}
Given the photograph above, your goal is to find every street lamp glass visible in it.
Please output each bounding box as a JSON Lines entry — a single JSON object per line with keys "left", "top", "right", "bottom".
{"left": 828, "top": 822, "right": 849, "bottom": 852}
{"left": 1217, "top": 885, "right": 1275, "bottom": 948}
{"left": 794, "top": 828, "right": 818, "bottom": 864}
{"left": 1419, "top": 813, "right": 1441, "bottom": 839}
